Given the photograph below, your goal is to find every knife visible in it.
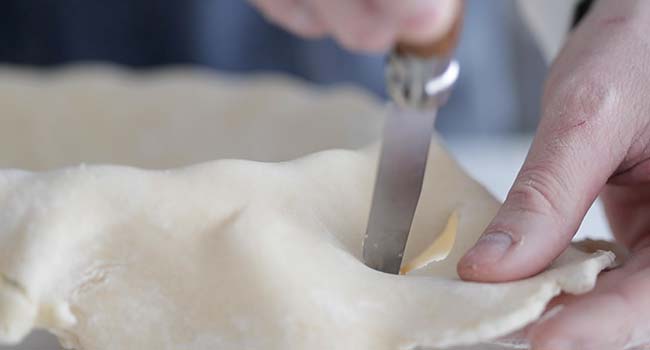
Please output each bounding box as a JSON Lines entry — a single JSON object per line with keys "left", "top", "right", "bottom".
{"left": 362, "top": 7, "right": 464, "bottom": 274}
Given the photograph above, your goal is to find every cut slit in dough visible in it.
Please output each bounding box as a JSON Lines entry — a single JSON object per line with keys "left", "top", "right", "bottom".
{"left": 400, "top": 210, "right": 459, "bottom": 275}
{"left": 0, "top": 68, "right": 616, "bottom": 350}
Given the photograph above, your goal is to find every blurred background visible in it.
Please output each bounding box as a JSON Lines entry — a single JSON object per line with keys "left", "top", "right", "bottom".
{"left": 0, "top": 1, "right": 611, "bottom": 349}
{"left": 0, "top": 0, "right": 547, "bottom": 135}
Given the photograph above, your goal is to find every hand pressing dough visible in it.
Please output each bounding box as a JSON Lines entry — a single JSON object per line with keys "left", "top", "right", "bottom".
{"left": 0, "top": 67, "right": 615, "bottom": 350}
{"left": 0, "top": 142, "right": 614, "bottom": 350}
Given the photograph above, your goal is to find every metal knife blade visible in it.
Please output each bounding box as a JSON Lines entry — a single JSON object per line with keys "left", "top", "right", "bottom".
{"left": 362, "top": 105, "right": 437, "bottom": 274}
{"left": 361, "top": 1, "right": 463, "bottom": 274}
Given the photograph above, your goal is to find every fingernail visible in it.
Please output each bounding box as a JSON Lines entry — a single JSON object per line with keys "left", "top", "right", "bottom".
{"left": 462, "top": 232, "right": 513, "bottom": 265}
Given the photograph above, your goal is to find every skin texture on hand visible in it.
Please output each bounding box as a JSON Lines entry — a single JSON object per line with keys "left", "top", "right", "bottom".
{"left": 456, "top": 0, "right": 650, "bottom": 349}
{"left": 249, "top": 0, "right": 459, "bottom": 52}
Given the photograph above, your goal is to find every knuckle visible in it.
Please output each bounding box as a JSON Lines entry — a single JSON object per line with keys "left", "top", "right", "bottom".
{"left": 564, "top": 79, "right": 609, "bottom": 117}
{"left": 543, "top": 67, "right": 617, "bottom": 137}
{"left": 547, "top": 75, "right": 608, "bottom": 121}
{"left": 540, "top": 71, "right": 620, "bottom": 159}
{"left": 506, "top": 166, "right": 565, "bottom": 218}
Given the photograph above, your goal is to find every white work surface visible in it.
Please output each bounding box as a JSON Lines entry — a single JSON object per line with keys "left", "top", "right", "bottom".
{"left": 445, "top": 134, "right": 613, "bottom": 242}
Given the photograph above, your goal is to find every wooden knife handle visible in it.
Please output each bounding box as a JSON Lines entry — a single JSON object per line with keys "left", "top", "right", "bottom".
{"left": 395, "top": 1, "right": 464, "bottom": 58}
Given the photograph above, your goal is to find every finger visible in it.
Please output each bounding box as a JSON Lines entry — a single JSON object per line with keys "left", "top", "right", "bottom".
{"left": 529, "top": 249, "right": 650, "bottom": 350}
{"left": 532, "top": 294, "right": 635, "bottom": 350}
{"left": 379, "top": 0, "right": 460, "bottom": 44}
{"left": 458, "top": 76, "right": 628, "bottom": 282}
{"left": 251, "top": 0, "right": 326, "bottom": 38}
{"left": 305, "top": 0, "right": 396, "bottom": 52}
{"left": 602, "top": 184, "right": 650, "bottom": 252}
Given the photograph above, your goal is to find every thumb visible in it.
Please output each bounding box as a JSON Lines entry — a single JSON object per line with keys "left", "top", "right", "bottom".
{"left": 458, "top": 80, "right": 624, "bottom": 282}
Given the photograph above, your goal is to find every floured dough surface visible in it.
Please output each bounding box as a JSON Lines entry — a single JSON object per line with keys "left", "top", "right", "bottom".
{"left": 0, "top": 67, "right": 615, "bottom": 350}
{"left": 0, "top": 146, "right": 614, "bottom": 350}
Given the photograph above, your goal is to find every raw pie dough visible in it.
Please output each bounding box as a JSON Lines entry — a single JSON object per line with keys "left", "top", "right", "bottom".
{"left": 0, "top": 67, "right": 615, "bottom": 350}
